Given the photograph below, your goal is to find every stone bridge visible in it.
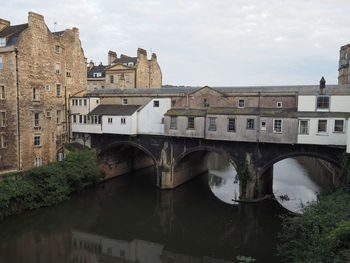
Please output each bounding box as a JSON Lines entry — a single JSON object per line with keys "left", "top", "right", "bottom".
{"left": 92, "top": 134, "right": 346, "bottom": 200}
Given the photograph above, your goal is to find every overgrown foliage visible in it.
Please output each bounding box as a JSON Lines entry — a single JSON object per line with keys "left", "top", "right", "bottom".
{"left": 277, "top": 189, "right": 350, "bottom": 263}
{"left": 0, "top": 150, "right": 99, "bottom": 221}
{"left": 343, "top": 153, "right": 350, "bottom": 182}
{"left": 235, "top": 159, "right": 252, "bottom": 198}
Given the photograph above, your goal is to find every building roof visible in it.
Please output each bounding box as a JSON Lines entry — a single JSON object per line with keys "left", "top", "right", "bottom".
{"left": 165, "top": 109, "right": 207, "bottom": 117}
{"left": 89, "top": 104, "right": 140, "bottom": 116}
{"left": 0, "top": 23, "right": 28, "bottom": 46}
{"left": 87, "top": 64, "right": 107, "bottom": 78}
{"left": 88, "top": 84, "right": 350, "bottom": 97}
{"left": 112, "top": 56, "right": 137, "bottom": 65}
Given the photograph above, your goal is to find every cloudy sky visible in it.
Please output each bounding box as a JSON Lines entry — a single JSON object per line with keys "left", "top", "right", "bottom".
{"left": 2, "top": 0, "right": 350, "bottom": 86}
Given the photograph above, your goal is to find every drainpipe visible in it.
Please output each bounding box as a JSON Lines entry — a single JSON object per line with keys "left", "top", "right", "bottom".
{"left": 15, "top": 48, "right": 21, "bottom": 170}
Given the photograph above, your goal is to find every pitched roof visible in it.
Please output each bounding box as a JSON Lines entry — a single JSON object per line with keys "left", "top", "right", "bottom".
{"left": 112, "top": 56, "right": 137, "bottom": 65}
{"left": 87, "top": 64, "right": 107, "bottom": 78}
{"left": 0, "top": 23, "right": 28, "bottom": 45}
{"left": 89, "top": 104, "right": 140, "bottom": 116}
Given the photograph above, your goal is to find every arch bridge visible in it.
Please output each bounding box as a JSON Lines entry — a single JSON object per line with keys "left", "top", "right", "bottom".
{"left": 93, "top": 134, "right": 346, "bottom": 201}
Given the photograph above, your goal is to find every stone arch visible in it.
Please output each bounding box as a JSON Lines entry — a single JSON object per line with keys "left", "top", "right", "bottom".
{"left": 98, "top": 140, "right": 158, "bottom": 180}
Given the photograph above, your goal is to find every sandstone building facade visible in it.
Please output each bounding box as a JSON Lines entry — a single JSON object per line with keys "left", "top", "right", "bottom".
{"left": 87, "top": 48, "right": 162, "bottom": 90}
{"left": 0, "top": 12, "right": 86, "bottom": 171}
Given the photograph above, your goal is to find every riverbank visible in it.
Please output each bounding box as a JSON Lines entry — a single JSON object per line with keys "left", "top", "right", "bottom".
{"left": 277, "top": 188, "right": 350, "bottom": 262}
{"left": 0, "top": 149, "right": 100, "bottom": 221}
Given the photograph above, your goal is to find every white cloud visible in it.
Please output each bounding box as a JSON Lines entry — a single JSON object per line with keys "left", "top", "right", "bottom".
{"left": 1, "top": 0, "right": 350, "bottom": 86}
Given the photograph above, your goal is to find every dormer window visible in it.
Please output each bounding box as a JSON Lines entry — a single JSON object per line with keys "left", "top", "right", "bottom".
{"left": 317, "top": 96, "right": 329, "bottom": 109}
{"left": 0, "top": 38, "right": 6, "bottom": 47}
{"left": 93, "top": 72, "right": 102, "bottom": 77}
{"left": 128, "top": 62, "right": 134, "bottom": 67}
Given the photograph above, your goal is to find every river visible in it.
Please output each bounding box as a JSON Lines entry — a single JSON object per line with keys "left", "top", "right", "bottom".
{"left": 0, "top": 154, "right": 329, "bottom": 263}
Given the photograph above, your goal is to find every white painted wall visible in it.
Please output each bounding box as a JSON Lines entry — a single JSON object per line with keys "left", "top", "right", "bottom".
{"left": 72, "top": 123, "right": 102, "bottom": 134}
{"left": 70, "top": 97, "right": 100, "bottom": 115}
{"left": 298, "top": 118, "right": 347, "bottom": 146}
{"left": 102, "top": 113, "right": 137, "bottom": 135}
{"left": 330, "top": 96, "right": 350, "bottom": 112}
{"left": 137, "top": 98, "right": 171, "bottom": 134}
{"left": 298, "top": 96, "right": 316, "bottom": 111}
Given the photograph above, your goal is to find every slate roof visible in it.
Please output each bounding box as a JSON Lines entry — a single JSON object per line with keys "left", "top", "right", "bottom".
{"left": 87, "top": 64, "right": 107, "bottom": 78}
{"left": 0, "top": 23, "right": 28, "bottom": 46}
{"left": 89, "top": 105, "right": 141, "bottom": 116}
{"left": 112, "top": 56, "right": 137, "bottom": 65}
{"left": 165, "top": 109, "right": 207, "bottom": 117}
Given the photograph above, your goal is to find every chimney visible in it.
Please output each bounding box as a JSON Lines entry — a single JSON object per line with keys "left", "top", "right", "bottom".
{"left": 108, "top": 50, "right": 117, "bottom": 65}
{"left": 151, "top": 53, "right": 157, "bottom": 61}
{"left": 0, "top": 18, "right": 10, "bottom": 31}
{"left": 120, "top": 54, "right": 131, "bottom": 59}
{"left": 137, "top": 48, "right": 147, "bottom": 59}
{"left": 28, "top": 12, "right": 44, "bottom": 27}
{"left": 89, "top": 60, "right": 94, "bottom": 70}
{"left": 320, "top": 76, "right": 326, "bottom": 94}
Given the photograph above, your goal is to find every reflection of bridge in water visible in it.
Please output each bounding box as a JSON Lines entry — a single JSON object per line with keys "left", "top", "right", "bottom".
{"left": 71, "top": 230, "right": 232, "bottom": 263}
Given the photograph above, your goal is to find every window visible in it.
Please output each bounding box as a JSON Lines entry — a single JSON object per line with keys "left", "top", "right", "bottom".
{"left": 1, "top": 135, "right": 7, "bottom": 148}
{"left": 93, "top": 84, "right": 97, "bottom": 90}
{"left": 33, "top": 88, "right": 39, "bottom": 100}
{"left": 246, "top": 119, "right": 255, "bottom": 129}
{"left": 87, "top": 84, "right": 90, "bottom": 90}
{"left": 55, "top": 45, "right": 60, "bottom": 53}
{"left": 108, "top": 118, "right": 113, "bottom": 124}
{"left": 238, "top": 99, "right": 245, "bottom": 108}
{"left": 204, "top": 98, "right": 209, "bottom": 108}
{"left": 57, "top": 153, "right": 63, "bottom": 161}
{"left": 73, "top": 115, "right": 76, "bottom": 123}
{"left": 66, "top": 69, "right": 71, "bottom": 77}
{"left": 261, "top": 121, "right": 266, "bottom": 131}
{"left": 208, "top": 117, "right": 216, "bottom": 131}
{"left": 334, "top": 119, "right": 345, "bottom": 133}
{"left": 1, "top": 86, "right": 4, "bottom": 99}
{"left": 34, "top": 113, "right": 40, "bottom": 127}
{"left": 273, "top": 119, "right": 283, "bottom": 133}
{"left": 317, "top": 96, "right": 329, "bottom": 109}
{"left": 46, "top": 111, "right": 51, "bottom": 118}
{"left": 126, "top": 75, "right": 130, "bottom": 83}
{"left": 1, "top": 112, "right": 6, "bottom": 127}
{"left": 187, "top": 117, "right": 195, "bottom": 129}
{"left": 318, "top": 120, "right": 328, "bottom": 133}
{"left": 56, "top": 63, "right": 61, "bottom": 75}
{"left": 121, "top": 118, "right": 126, "bottom": 125}
{"left": 96, "top": 99, "right": 99, "bottom": 104}
{"left": 0, "top": 56, "right": 2, "bottom": 69}
{"left": 170, "top": 116, "right": 177, "bottom": 129}
{"left": 172, "top": 100, "right": 176, "bottom": 107}
{"left": 153, "top": 100, "right": 159, "bottom": 107}
{"left": 56, "top": 84, "right": 61, "bottom": 96}
{"left": 83, "top": 115, "right": 87, "bottom": 124}
{"left": 101, "top": 85, "right": 105, "bottom": 89}
{"left": 0, "top": 38, "right": 5, "bottom": 47}
{"left": 93, "top": 72, "right": 102, "bottom": 77}
{"left": 45, "top": 85, "right": 50, "bottom": 91}
{"left": 110, "top": 75, "right": 114, "bottom": 83}
{"left": 79, "top": 99, "right": 82, "bottom": 106}
{"left": 84, "top": 99, "right": 87, "bottom": 106}
{"left": 228, "top": 118, "right": 236, "bottom": 132}
{"left": 277, "top": 102, "right": 283, "bottom": 108}
{"left": 122, "top": 98, "right": 128, "bottom": 105}
{"left": 79, "top": 115, "right": 82, "bottom": 123}
{"left": 34, "top": 156, "right": 42, "bottom": 167}
{"left": 34, "top": 134, "right": 41, "bottom": 146}
{"left": 56, "top": 110, "right": 61, "bottom": 124}
{"left": 299, "top": 120, "right": 309, "bottom": 134}
{"left": 128, "top": 62, "right": 134, "bottom": 67}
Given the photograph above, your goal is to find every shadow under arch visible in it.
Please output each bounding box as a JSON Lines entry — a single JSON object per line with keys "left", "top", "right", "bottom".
{"left": 98, "top": 141, "right": 158, "bottom": 181}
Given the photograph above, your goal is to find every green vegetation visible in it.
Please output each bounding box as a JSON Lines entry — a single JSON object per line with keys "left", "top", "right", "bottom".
{"left": 235, "top": 159, "right": 252, "bottom": 198}
{"left": 0, "top": 150, "right": 100, "bottom": 221}
{"left": 277, "top": 189, "right": 350, "bottom": 263}
{"left": 236, "top": 255, "right": 256, "bottom": 263}
{"left": 343, "top": 153, "right": 350, "bottom": 182}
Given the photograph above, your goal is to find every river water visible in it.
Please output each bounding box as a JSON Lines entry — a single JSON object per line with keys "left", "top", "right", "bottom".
{"left": 0, "top": 154, "right": 329, "bottom": 263}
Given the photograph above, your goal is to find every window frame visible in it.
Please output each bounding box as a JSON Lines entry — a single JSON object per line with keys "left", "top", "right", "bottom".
{"left": 122, "top": 98, "right": 128, "bottom": 105}
{"left": 260, "top": 121, "right": 267, "bottom": 131}
{"left": 203, "top": 98, "right": 209, "bottom": 108}
{"left": 246, "top": 119, "right": 255, "bottom": 130}
{"left": 34, "top": 156, "right": 42, "bottom": 167}
{"left": 1, "top": 85, "right": 5, "bottom": 100}
{"left": 170, "top": 116, "right": 177, "bottom": 129}
{"left": 56, "top": 110, "right": 61, "bottom": 124}
{"left": 33, "top": 87, "right": 39, "bottom": 101}
{"left": 0, "top": 56, "right": 2, "bottom": 69}
{"left": 317, "top": 119, "right": 328, "bottom": 134}
{"left": 277, "top": 102, "right": 283, "bottom": 108}
{"left": 0, "top": 38, "right": 6, "bottom": 47}
{"left": 333, "top": 119, "right": 345, "bottom": 133}
{"left": 121, "top": 118, "right": 126, "bottom": 125}
{"left": 56, "top": 84, "right": 61, "bottom": 97}
{"left": 208, "top": 117, "right": 217, "bottom": 131}
{"left": 187, "top": 116, "right": 195, "bottom": 129}
{"left": 34, "top": 112, "right": 40, "bottom": 127}
{"left": 238, "top": 99, "right": 245, "bottom": 108}
{"left": 1, "top": 135, "right": 7, "bottom": 148}
{"left": 227, "top": 118, "right": 236, "bottom": 132}
{"left": 1, "top": 111, "right": 6, "bottom": 127}
{"left": 56, "top": 63, "right": 61, "bottom": 75}
{"left": 110, "top": 75, "right": 114, "bottom": 83}
{"left": 316, "top": 96, "right": 330, "bottom": 110}
{"left": 273, "top": 119, "right": 283, "bottom": 133}
{"left": 298, "top": 119, "right": 309, "bottom": 135}
{"left": 34, "top": 134, "right": 41, "bottom": 147}
{"left": 153, "top": 100, "right": 160, "bottom": 107}
{"left": 108, "top": 117, "right": 113, "bottom": 124}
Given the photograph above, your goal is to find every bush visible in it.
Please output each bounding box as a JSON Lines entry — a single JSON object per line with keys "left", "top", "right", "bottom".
{"left": 277, "top": 189, "right": 350, "bottom": 263}
{"left": 0, "top": 150, "right": 99, "bottom": 221}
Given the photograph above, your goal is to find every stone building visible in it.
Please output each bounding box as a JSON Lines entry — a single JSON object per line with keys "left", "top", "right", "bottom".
{"left": 87, "top": 48, "right": 162, "bottom": 90}
{"left": 0, "top": 12, "right": 86, "bottom": 171}
{"left": 338, "top": 44, "right": 350, "bottom": 84}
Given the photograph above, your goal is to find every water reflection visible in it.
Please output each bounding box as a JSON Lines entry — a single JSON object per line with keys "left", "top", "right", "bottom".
{"left": 208, "top": 153, "right": 239, "bottom": 204}
{"left": 0, "top": 167, "right": 284, "bottom": 263}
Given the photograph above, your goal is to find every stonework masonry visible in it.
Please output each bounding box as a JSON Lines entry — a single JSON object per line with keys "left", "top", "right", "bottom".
{"left": 338, "top": 44, "right": 350, "bottom": 84}
{"left": 0, "top": 12, "right": 86, "bottom": 171}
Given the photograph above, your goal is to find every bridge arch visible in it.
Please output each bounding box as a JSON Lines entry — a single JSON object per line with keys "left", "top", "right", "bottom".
{"left": 98, "top": 141, "right": 158, "bottom": 181}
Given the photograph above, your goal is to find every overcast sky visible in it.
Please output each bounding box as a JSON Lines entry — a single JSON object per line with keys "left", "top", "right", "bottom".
{"left": 2, "top": 0, "right": 350, "bottom": 86}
